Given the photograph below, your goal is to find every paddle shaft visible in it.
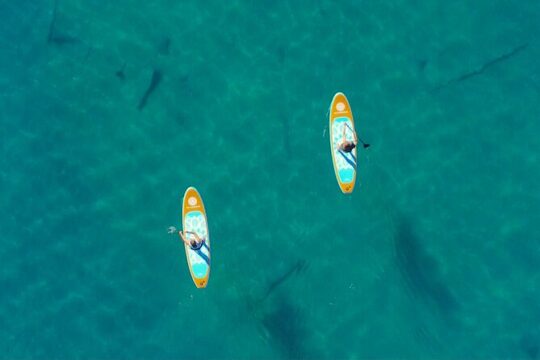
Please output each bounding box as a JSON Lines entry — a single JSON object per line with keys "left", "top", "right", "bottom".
{"left": 344, "top": 123, "right": 370, "bottom": 148}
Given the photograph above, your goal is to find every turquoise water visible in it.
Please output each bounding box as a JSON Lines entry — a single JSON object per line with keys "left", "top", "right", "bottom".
{"left": 1, "top": 0, "right": 540, "bottom": 358}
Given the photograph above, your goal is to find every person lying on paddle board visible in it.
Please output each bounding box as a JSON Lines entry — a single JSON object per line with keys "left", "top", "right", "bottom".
{"left": 339, "top": 123, "right": 370, "bottom": 152}
{"left": 179, "top": 230, "right": 205, "bottom": 250}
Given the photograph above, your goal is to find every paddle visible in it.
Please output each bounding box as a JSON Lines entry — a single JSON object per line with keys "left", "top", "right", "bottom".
{"left": 344, "top": 123, "right": 370, "bottom": 149}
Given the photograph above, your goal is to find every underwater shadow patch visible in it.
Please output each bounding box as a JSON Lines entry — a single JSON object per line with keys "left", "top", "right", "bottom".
{"left": 137, "top": 69, "right": 162, "bottom": 110}
{"left": 258, "top": 260, "right": 308, "bottom": 304}
{"left": 47, "top": 0, "right": 79, "bottom": 45}
{"left": 243, "top": 260, "right": 316, "bottom": 359}
{"left": 521, "top": 332, "right": 540, "bottom": 359}
{"left": 394, "top": 215, "right": 460, "bottom": 317}
{"left": 261, "top": 296, "right": 315, "bottom": 360}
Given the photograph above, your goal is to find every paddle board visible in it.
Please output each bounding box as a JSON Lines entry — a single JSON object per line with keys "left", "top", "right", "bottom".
{"left": 329, "top": 92, "right": 357, "bottom": 194}
{"left": 182, "top": 186, "right": 210, "bottom": 288}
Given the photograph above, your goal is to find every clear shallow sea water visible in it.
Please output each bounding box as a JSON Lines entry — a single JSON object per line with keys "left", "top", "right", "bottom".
{"left": 1, "top": 0, "right": 540, "bottom": 359}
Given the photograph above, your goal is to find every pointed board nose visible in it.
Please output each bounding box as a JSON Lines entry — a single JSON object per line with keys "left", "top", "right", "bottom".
{"left": 330, "top": 92, "right": 351, "bottom": 117}
{"left": 183, "top": 187, "right": 204, "bottom": 212}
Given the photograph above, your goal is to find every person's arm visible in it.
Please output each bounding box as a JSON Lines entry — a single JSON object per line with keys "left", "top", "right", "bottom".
{"left": 178, "top": 231, "right": 191, "bottom": 245}
{"left": 345, "top": 123, "right": 358, "bottom": 145}
{"left": 185, "top": 231, "right": 202, "bottom": 243}
{"left": 351, "top": 127, "right": 358, "bottom": 145}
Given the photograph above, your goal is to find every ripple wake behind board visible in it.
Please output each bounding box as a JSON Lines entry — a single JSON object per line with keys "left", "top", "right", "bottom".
{"left": 329, "top": 92, "right": 357, "bottom": 194}
{"left": 182, "top": 187, "right": 211, "bottom": 288}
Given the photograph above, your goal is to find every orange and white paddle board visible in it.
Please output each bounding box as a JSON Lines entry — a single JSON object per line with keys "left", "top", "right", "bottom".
{"left": 182, "top": 187, "right": 210, "bottom": 288}
{"left": 329, "top": 92, "right": 357, "bottom": 194}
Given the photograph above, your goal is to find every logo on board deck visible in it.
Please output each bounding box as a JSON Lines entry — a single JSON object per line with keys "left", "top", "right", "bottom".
{"left": 187, "top": 196, "right": 198, "bottom": 207}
